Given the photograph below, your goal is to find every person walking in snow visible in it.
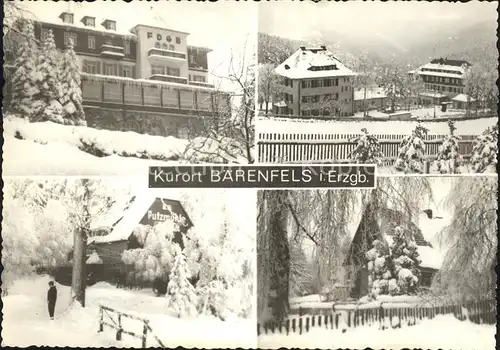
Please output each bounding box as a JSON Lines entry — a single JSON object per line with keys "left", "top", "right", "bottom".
{"left": 47, "top": 281, "right": 57, "bottom": 320}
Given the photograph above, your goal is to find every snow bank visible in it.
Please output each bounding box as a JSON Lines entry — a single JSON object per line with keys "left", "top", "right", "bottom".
{"left": 258, "top": 314, "right": 495, "bottom": 349}
{"left": 4, "top": 118, "right": 188, "bottom": 161}
{"left": 290, "top": 294, "right": 324, "bottom": 305}
{"left": 257, "top": 116, "right": 497, "bottom": 136}
{"left": 3, "top": 135, "right": 176, "bottom": 176}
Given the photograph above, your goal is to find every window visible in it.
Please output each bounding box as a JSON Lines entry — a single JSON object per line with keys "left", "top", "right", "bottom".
{"left": 64, "top": 32, "right": 77, "bottom": 46}
{"left": 124, "top": 41, "right": 130, "bottom": 55}
{"left": 63, "top": 13, "right": 74, "bottom": 24}
{"left": 106, "top": 21, "right": 116, "bottom": 31}
{"left": 167, "top": 67, "right": 180, "bottom": 77}
{"left": 85, "top": 18, "right": 95, "bottom": 27}
{"left": 193, "top": 75, "right": 206, "bottom": 83}
{"left": 104, "top": 63, "right": 117, "bottom": 76}
{"left": 122, "top": 66, "right": 132, "bottom": 78}
{"left": 41, "top": 29, "right": 50, "bottom": 41}
{"left": 178, "top": 127, "right": 189, "bottom": 139}
{"left": 83, "top": 60, "right": 99, "bottom": 74}
{"left": 88, "top": 35, "right": 96, "bottom": 49}
{"left": 151, "top": 65, "right": 165, "bottom": 75}
{"left": 176, "top": 37, "right": 181, "bottom": 44}
{"left": 189, "top": 55, "right": 196, "bottom": 65}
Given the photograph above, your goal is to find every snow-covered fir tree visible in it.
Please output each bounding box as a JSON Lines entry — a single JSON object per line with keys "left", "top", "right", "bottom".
{"left": 10, "top": 19, "right": 41, "bottom": 119}
{"left": 35, "top": 29, "right": 64, "bottom": 123}
{"left": 390, "top": 226, "right": 422, "bottom": 295}
{"left": 59, "top": 38, "right": 86, "bottom": 125}
{"left": 436, "top": 120, "right": 462, "bottom": 174}
{"left": 470, "top": 123, "right": 498, "bottom": 173}
{"left": 349, "top": 128, "right": 384, "bottom": 165}
{"left": 395, "top": 123, "right": 429, "bottom": 173}
{"left": 365, "top": 239, "right": 393, "bottom": 298}
{"left": 167, "top": 244, "right": 198, "bottom": 318}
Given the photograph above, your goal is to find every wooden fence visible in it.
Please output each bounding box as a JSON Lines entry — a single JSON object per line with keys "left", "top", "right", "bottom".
{"left": 257, "top": 132, "right": 477, "bottom": 164}
{"left": 257, "top": 298, "right": 496, "bottom": 336}
{"left": 98, "top": 305, "right": 165, "bottom": 348}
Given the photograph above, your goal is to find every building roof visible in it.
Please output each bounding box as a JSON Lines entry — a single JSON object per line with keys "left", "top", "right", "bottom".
{"left": 452, "top": 93, "right": 476, "bottom": 102}
{"left": 275, "top": 46, "right": 357, "bottom": 79}
{"left": 89, "top": 195, "right": 193, "bottom": 245}
{"left": 354, "top": 87, "right": 387, "bottom": 101}
{"left": 419, "top": 91, "right": 448, "bottom": 99}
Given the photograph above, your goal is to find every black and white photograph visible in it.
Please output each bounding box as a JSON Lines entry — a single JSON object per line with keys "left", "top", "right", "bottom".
{"left": 1, "top": 178, "right": 256, "bottom": 348}
{"left": 3, "top": 0, "right": 256, "bottom": 176}
{"left": 257, "top": 1, "right": 498, "bottom": 174}
{"left": 257, "top": 176, "right": 497, "bottom": 349}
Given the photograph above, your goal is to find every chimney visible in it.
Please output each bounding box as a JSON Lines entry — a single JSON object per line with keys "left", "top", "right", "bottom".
{"left": 299, "top": 46, "right": 306, "bottom": 51}
{"left": 320, "top": 45, "right": 326, "bottom": 50}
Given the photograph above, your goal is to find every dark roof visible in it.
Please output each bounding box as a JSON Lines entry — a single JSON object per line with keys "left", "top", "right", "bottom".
{"left": 430, "top": 58, "right": 471, "bottom": 67}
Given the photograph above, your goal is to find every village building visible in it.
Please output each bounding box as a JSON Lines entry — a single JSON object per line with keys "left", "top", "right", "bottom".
{"left": 353, "top": 87, "right": 387, "bottom": 113}
{"left": 5, "top": 9, "right": 230, "bottom": 138}
{"left": 56, "top": 195, "right": 194, "bottom": 287}
{"left": 344, "top": 203, "right": 443, "bottom": 299}
{"left": 273, "top": 46, "right": 356, "bottom": 118}
{"left": 451, "top": 93, "right": 478, "bottom": 111}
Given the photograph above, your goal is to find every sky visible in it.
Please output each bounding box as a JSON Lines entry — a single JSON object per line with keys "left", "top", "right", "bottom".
{"left": 18, "top": 1, "right": 257, "bottom": 91}
{"left": 259, "top": 1, "right": 498, "bottom": 40}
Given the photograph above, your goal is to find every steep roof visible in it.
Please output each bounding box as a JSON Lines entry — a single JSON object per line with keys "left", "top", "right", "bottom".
{"left": 275, "top": 46, "right": 356, "bottom": 79}
{"left": 452, "top": 93, "right": 476, "bottom": 102}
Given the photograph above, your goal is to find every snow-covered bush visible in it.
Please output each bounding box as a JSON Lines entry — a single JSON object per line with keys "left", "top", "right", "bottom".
{"left": 436, "top": 120, "right": 462, "bottom": 174}
{"left": 349, "top": 128, "right": 384, "bottom": 164}
{"left": 183, "top": 136, "right": 248, "bottom": 164}
{"left": 470, "top": 123, "right": 498, "bottom": 173}
{"left": 390, "top": 226, "right": 422, "bottom": 295}
{"left": 366, "top": 239, "right": 393, "bottom": 299}
{"left": 121, "top": 221, "right": 178, "bottom": 284}
{"left": 166, "top": 245, "right": 198, "bottom": 318}
{"left": 394, "top": 123, "right": 429, "bottom": 173}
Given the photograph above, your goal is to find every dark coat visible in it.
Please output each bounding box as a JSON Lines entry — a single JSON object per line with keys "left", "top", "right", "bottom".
{"left": 47, "top": 286, "right": 57, "bottom": 303}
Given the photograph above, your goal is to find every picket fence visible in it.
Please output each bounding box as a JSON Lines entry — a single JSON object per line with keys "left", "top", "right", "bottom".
{"left": 257, "top": 298, "right": 496, "bottom": 336}
{"left": 98, "top": 305, "right": 165, "bottom": 348}
{"left": 257, "top": 132, "right": 477, "bottom": 164}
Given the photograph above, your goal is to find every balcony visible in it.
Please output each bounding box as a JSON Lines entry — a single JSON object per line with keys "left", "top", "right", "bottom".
{"left": 100, "top": 44, "right": 124, "bottom": 59}
{"left": 148, "top": 48, "right": 186, "bottom": 66}
{"left": 150, "top": 74, "right": 188, "bottom": 85}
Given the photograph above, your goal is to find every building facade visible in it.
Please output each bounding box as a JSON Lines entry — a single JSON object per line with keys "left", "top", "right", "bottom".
{"left": 410, "top": 58, "right": 471, "bottom": 106}
{"left": 30, "top": 10, "right": 228, "bottom": 139}
{"left": 353, "top": 87, "right": 387, "bottom": 113}
{"left": 273, "top": 46, "right": 356, "bottom": 118}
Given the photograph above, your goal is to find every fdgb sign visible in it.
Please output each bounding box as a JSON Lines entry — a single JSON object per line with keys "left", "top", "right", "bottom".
{"left": 139, "top": 198, "right": 193, "bottom": 233}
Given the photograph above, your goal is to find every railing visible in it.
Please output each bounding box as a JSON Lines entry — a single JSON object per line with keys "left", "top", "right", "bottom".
{"left": 101, "top": 44, "right": 124, "bottom": 56}
{"left": 258, "top": 298, "right": 496, "bottom": 336}
{"left": 98, "top": 305, "right": 165, "bottom": 348}
{"left": 257, "top": 133, "right": 476, "bottom": 165}
{"left": 189, "top": 81, "right": 215, "bottom": 88}
{"left": 148, "top": 48, "right": 187, "bottom": 60}
{"left": 150, "top": 74, "right": 188, "bottom": 84}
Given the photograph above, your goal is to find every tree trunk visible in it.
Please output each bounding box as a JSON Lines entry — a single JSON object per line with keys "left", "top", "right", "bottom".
{"left": 71, "top": 227, "right": 86, "bottom": 307}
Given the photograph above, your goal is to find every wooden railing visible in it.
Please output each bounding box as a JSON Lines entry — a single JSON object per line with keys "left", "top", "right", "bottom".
{"left": 257, "top": 133, "right": 477, "bottom": 164}
{"left": 98, "top": 305, "right": 165, "bottom": 348}
{"left": 258, "top": 298, "right": 496, "bottom": 336}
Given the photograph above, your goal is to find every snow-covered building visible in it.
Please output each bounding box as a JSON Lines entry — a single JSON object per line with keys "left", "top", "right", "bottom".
{"left": 410, "top": 58, "right": 471, "bottom": 104}
{"left": 451, "top": 93, "right": 477, "bottom": 110}
{"left": 353, "top": 87, "right": 387, "bottom": 113}
{"left": 7, "top": 9, "right": 230, "bottom": 139}
{"left": 273, "top": 46, "right": 356, "bottom": 118}
{"left": 56, "top": 195, "right": 194, "bottom": 286}
{"left": 344, "top": 204, "right": 444, "bottom": 299}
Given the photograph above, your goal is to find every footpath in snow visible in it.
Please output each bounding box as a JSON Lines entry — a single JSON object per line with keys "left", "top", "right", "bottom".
{"left": 1, "top": 276, "right": 256, "bottom": 348}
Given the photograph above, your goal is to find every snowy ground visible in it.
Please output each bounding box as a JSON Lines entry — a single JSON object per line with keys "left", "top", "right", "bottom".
{"left": 377, "top": 163, "right": 496, "bottom": 175}
{"left": 257, "top": 116, "right": 497, "bottom": 136}
{"left": 2, "top": 117, "right": 250, "bottom": 175}
{"left": 258, "top": 314, "right": 496, "bottom": 349}
{"left": 1, "top": 276, "right": 256, "bottom": 348}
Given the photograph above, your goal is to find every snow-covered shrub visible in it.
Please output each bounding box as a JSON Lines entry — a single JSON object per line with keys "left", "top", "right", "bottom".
{"left": 166, "top": 245, "right": 198, "bottom": 318}
{"left": 349, "top": 128, "right": 384, "bottom": 164}
{"left": 366, "top": 239, "right": 392, "bottom": 299}
{"left": 394, "top": 123, "right": 429, "bottom": 173}
{"left": 436, "top": 120, "right": 462, "bottom": 174}
{"left": 390, "top": 226, "right": 421, "bottom": 295}
{"left": 121, "top": 221, "right": 178, "bottom": 284}
{"left": 470, "top": 123, "right": 498, "bottom": 173}
{"left": 183, "top": 136, "right": 248, "bottom": 164}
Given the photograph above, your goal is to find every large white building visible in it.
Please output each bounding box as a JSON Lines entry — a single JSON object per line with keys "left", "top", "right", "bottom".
{"left": 273, "top": 46, "right": 356, "bottom": 118}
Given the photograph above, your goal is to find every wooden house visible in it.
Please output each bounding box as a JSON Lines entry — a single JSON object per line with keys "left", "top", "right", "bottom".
{"left": 344, "top": 203, "right": 443, "bottom": 299}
